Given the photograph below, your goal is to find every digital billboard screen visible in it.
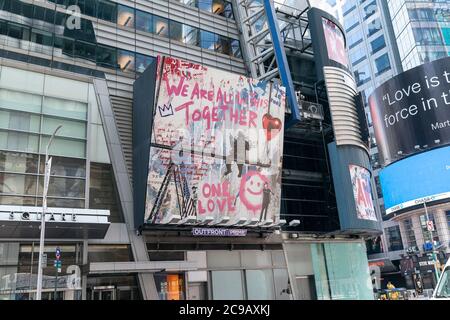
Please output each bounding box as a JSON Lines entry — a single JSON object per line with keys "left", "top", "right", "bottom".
{"left": 379, "top": 146, "right": 450, "bottom": 214}
{"left": 322, "top": 17, "right": 349, "bottom": 69}
{"left": 145, "top": 57, "right": 286, "bottom": 225}
{"left": 349, "top": 165, "right": 377, "bottom": 221}
{"left": 369, "top": 56, "right": 450, "bottom": 166}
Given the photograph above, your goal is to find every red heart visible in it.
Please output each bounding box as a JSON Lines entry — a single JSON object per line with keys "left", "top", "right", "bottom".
{"left": 262, "top": 113, "right": 282, "bottom": 141}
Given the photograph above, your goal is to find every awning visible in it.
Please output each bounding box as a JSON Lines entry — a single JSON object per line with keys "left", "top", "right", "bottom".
{"left": 89, "top": 261, "right": 199, "bottom": 274}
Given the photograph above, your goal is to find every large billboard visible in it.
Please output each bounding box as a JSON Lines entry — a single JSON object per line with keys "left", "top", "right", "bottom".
{"left": 145, "top": 57, "right": 286, "bottom": 225}
{"left": 379, "top": 146, "right": 450, "bottom": 214}
{"left": 369, "top": 56, "right": 450, "bottom": 166}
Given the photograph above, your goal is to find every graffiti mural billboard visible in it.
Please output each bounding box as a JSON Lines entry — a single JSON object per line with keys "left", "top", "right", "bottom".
{"left": 349, "top": 165, "right": 377, "bottom": 222}
{"left": 145, "top": 57, "right": 286, "bottom": 226}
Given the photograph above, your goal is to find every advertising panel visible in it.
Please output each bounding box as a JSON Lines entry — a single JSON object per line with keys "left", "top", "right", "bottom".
{"left": 369, "top": 56, "right": 450, "bottom": 166}
{"left": 145, "top": 57, "right": 286, "bottom": 225}
{"left": 380, "top": 146, "right": 450, "bottom": 214}
{"left": 349, "top": 165, "right": 377, "bottom": 221}
{"left": 308, "top": 8, "right": 351, "bottom": 76}
{"left": 322, "top": 17, "right": 349, "bottom": 69}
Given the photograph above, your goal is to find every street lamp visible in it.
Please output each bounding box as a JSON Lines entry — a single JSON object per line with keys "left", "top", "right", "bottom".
{"left": 36, "top": 125, "right": 62, "bottom": 300}
{"left": 423, "top": 201, "right": 441, "bottom": 284}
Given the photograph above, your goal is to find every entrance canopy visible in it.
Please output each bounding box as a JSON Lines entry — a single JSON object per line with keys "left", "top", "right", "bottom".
{"left": 0, "top": 205, "right": 110, "bottom": 239}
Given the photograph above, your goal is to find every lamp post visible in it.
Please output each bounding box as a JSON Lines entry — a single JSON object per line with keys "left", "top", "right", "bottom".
{"left": 36, "top": 125, "right": 62, "bottom": 300}
{"left": 423, "top": 201, "right": 441, "bottom": 285}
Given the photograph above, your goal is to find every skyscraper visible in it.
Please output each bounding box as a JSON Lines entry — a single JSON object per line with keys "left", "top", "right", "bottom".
{"left": 331, "top": 0, "right": 450, "bottom": 291}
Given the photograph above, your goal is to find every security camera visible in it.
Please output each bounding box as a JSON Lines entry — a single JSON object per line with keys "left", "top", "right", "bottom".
{"left": 21, "top": 212, "right": 30, "bottom": 220}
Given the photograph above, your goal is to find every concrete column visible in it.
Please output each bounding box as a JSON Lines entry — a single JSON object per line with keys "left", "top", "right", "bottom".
{"left": 434, "top": 209, "right": 450, "bottom": 248}
{"left": 81, "top": 239, "right": 88, "bottom": 300}
{"left": 411, "top": 215, "right": 424, "bottom": 249}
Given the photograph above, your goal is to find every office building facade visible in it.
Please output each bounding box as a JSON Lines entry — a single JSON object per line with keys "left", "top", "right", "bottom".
{"left": 330, "top": 0, "right": 450, "bottom": 291}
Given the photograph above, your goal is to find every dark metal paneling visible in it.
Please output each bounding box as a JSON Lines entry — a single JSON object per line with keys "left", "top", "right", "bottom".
{"left": 132, "top": 61, "right": 158, "bottom": 228}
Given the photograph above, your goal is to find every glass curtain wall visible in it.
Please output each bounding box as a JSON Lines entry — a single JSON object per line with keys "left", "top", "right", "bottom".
{"left": 0, "top": 88, "right": 87, "bottom": 207}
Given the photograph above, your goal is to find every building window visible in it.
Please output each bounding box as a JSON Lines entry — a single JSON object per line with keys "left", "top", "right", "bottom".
{"left": 374, "top": 53, "right": 391, "bottom": 76}
{"left": 370, "top": 35, "right": 386, "bottom": 54}
{"left": 385, "top": 226, "right": 404, "bottom": 251}
{"left": 211, "top": 270, "right": 244, "bottom": 300}
{"left": 420, "top": 213, "right": 439, "bottom": 243}
{"left": 0, "top": 87, "right": 88, "bottom": 208}
{"left": 89, "top": 163, "right": 123, "bottom": 223}
{"left": 0, "top": 242, "right": 83, "bottom": 300}
{"left": 117, "top": 5, "right": 135, "bottom": 28}
{"left": 88, "top": 245, "right": 133, "bottom": 262}
{"left": 367, "top": 18, "right": 382, "bottom": 37}
{"left": 403, "top": 218, "right": 417, "bottom": 249}
{"left": 363, "top": 0, "right": 377, "bottom": 19}
{"left": 0, "top": 0, "right": 242, "bottom": 64}
{"left": 413, "top": 27, "right": 444, "bottom": 46}
{"left": 447, "top": 211, "right": 450, "bottom": 229}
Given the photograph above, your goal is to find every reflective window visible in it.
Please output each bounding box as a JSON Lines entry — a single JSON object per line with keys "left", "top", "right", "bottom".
{"left": 413, "top": 27, "right": 444, "bottom": 46}
{"left": 403, "top": 218, "right": 417, "bottom": 249}
{"left": 96, "top": 45, "right": 117, "bottom": 69}
{"left": 211, "top": 270, "right": 244, "bottom": 300}
{"left": 153, "top": 16, "right": 169, "bottom": 37}
{"left": 89, "top": 163, "right": 123, "bottom": 223}
{"left": 41, "top": 176, "right": 85, "bottom": 198}
{"left": 0, "top": 151, "right": 38, "bottom": 174}
{"left": 117, "top": 49, "right": 135, "bottom": 73}
{"left": 136, "top": 54, "right": 153, "bottom": 74}
{"left": 88, "top": 245, "right": 132, "bottom": 262}
{"left": 136, "top": 10, "right": 152, "bottom": 33}
{"left": 117, "top": 5, "right": 135, "bottom": 28}
{"left": 200, "top": 30, "right": 218, "bottom": 50}
{"left": 0, "top": 110, "right": 40, "bottom": 133}
{"left": 0, "top": 173, "right": 37, "bottom": 195}
{"left": 363, "top": 0, "right": 377, "bottom": 19}
{"left": 0, "top": 0, "right": 241, "bottom": 64}
{"left": 97, "top": 0, "right": 117, "bottom": 22}
{"left": 385, "top": 226, "right": 404, "bottom": 251}
{"left": 420, "top": 213, "right": 439, "bottom": 243}
{"left": 245, "top": 270, "right": 275, "bottom": 300}
{"left": 0, "top": 242, "right": 83, "bottom": 300}
{"left": 367, "top": 18, "right": 382, "bottom": 37}
{"left": 42, "top": 97, "right": 87, "bottom": 121}
{"left": 38, "top": 155, "right": 86, "bottom": 177}
{"left": 0, "top": 131, "right": 39, "bottom": 153}
{"left": 447, "top": 211, "right": 450, "bottom": 230}
{"left": 370, "top": 35, "right": 386, "bottom": 54}
{"left": 374, "top": 53, "right": 391, "bottom": 76}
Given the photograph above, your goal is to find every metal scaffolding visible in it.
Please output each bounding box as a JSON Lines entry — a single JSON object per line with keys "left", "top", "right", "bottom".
{"left": 235, "top": 0, "right": 317, "bottom": 128}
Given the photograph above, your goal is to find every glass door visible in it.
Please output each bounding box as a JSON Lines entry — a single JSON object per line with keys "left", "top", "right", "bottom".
{"left": 91, "top": 286, "right": 116, "bottom": 300}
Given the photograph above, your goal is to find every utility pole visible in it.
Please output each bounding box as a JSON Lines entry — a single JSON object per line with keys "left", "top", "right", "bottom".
{"left": 36, "top": 125, "right": 62, "bottom": 300}
{"left": 423, "top": 202, "right": 441, "bottom": 285}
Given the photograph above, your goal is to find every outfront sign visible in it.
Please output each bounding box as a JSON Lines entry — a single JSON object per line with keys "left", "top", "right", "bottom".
{"left": 145, "top": 57, "right": 286, "bottom": 226}
{"left": 369, "top": 56, "right": 450, "bottom": 166}
{"left": 192, "top": 228, "right": 247, "bottom": 237}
